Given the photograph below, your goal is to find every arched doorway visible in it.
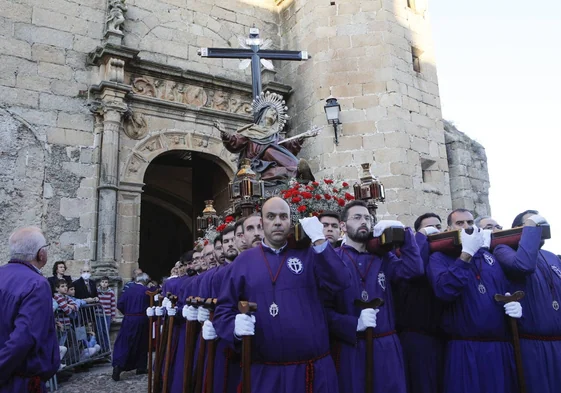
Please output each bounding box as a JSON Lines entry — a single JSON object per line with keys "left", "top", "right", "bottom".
{"left": 139, "top": 150, "right": 231, "bottom": 280}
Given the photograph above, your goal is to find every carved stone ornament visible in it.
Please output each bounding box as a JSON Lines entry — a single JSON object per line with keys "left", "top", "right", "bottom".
{"left": 103, "top": 58, "right": 125, "bottom": 83}
{"left": 123, "top": 110, "right": 148, "bottom": 140}
{"left": 130, "top": 75, "right": 252, "bottom": 115}
{"left": 106, "top": 0, "right": 127, "bottom": 34}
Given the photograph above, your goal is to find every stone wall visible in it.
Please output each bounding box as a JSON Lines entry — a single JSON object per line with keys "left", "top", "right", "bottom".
{"left": 444, "top": 120, "right": 491, "bottom": 218}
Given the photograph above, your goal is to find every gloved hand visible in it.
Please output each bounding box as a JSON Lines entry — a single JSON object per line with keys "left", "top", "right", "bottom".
{"left": 420, "top": 226, "right": 439, "bottom": 236}
{"left": 373, "top": 220, "right": 405, "bottom": 238}
{"left": 154, "top": 294, "right": 160, "bottom": 303}
{"left": 481, "top": 229, "right": 492, "bottom": 249}
{"left": 198, "top": 307, "right": 210, "bottom": 323}
{"left": 460, "top": 228, "right": 484, "bottom": 257}
{"left": 185, "top": 305, "right": 198, "bottom": 321}
{"left": 182, "top": 305, "right": 190, "bottom": 319}
{"left": 234, "top": 314, "right": 256, "bottom": 337}
{"left": 202, "top": 320, "right": 218, "bottom": 340}
{"left": 504, "top": 293, "right": 523, "bottom": 318}
{"left": 155, "top": 306, "right": 164, "bottom": 316}
{"left": 299, "top": 217, "right": 326, "bottom": 243}
{"left": 526, "top": 214, "right": 548, "bottom": 226}
{"left": 167, "top": 307, "right": 177, "bottom": 317}
{"left": 162, "top": 297, "right": 171, "bottom": 309}
{"left": 146, "top": 307, "right": 155, "bottom": 317}
{"left": 356, "top": 308, "right": 380, "bottom": 332}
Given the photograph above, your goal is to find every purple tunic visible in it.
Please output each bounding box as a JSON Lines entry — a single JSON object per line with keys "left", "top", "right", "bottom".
{"left": 493, "top": 226, "right": 561, "bottom": 393}
{"left": 327, "top": 228, "right": 423, "bottom": 393}
{"left": 427, "top": 248, "right": 517, "bottom": 393}
{"left": 394, "top": 232, "right": 445, "bottom": 393}
{"left": 112, "top": 283, "right": 149, "bottom": 371}
{"left": 214, "top": 242, "right": 351, "bottom": 393}
{"left": 0, "top": 260, "right": 60, "bottom": 393}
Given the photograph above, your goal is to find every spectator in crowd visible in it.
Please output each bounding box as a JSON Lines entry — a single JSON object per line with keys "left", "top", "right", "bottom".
{"left": 48, "top": 261, "right": 73, "bottom": 294}
{"left": 97, "top": 276, "right": 116, "bottom": 353}
{"left": 73, "top": 264, "right": 99, "bottom": 300}
{"left": 67, "top": 283, "right": 96, "bottom": 308}
{"left": 53, "top": 279, "right": 81, "bottom": 365}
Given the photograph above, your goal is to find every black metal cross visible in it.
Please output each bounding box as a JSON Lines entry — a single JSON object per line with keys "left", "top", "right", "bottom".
{"left": 198, "top": 27, "right": 309, "bottom": 102}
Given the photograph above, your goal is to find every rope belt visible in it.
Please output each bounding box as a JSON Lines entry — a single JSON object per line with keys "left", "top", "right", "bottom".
{"left": 253, "top": 351, "right": 330, "bottom": 393}
{"left": 15, "top": 374, "right": 41, "bottom": 393}
{"left": 357, "top": 329, "right": 397, "bottom": 340}
{"left": 520, "top": 334, "right": 561, "bottom": 341}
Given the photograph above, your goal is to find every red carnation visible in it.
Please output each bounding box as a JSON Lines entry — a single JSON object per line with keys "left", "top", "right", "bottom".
{"left": 302, "top": 192, "right": 313, "bottom": 199}
{"left": 315, "top": 195, "right": 322, "bottom": 200}
{"left": 324, "top": 194, "right": 332, "bottom": 200}
{"left": 297, "top": 205, "right": 307, "bottom": 213}
{"left": 342, "top": 182, "right": 349, "bottom": 187}
{"left": 337, "top": 198, "right": 345, "bottom": 207}
{"left": 312, "top": 181, "right": 319, "bottom": 187}
{"left": 217, "top": 224, "right": 227, "bottom": 232}
{"left": 224, "top": 216, "right": 234, "bottom": 224}
{"left": 333, "top": 188, "right": 338, "bottom": 193}
{"left": 291, "top": 196, "right": 302, "bottom": 203}
{"left": 345, "top": 192, "right": 354, "bottom": 201}
{"left": 312, "top": 211, "right": 319, "bottom": 217}
{"left": 324, "top": 179, "right": 334, "bottom": 184}
{"left": 283, "top": 190, "right": 293, "bottom": 198}
{"left": 204, "top": 239, "right": 209, "bottom": 246}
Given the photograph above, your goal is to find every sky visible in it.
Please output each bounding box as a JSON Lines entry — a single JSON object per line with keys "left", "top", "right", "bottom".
{"left": 429, "top": 0, "right": 561, "bottom": 252}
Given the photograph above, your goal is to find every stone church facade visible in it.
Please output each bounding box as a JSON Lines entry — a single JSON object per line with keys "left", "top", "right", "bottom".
{"left": 0, "top": 0, "right": 490, "bottom": 281}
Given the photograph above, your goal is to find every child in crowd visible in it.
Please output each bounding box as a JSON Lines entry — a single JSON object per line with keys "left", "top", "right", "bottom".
{"left": 97, "top": 276, "right": 116, "bottom": 352}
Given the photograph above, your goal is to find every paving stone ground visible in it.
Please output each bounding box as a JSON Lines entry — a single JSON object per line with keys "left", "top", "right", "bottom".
{"left": 55, "top": 363, "right": 147, "bottom": 392}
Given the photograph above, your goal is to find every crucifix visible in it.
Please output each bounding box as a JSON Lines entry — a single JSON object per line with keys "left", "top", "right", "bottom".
{"left": 198, "top": 27, "right": 309, "bottom": 105}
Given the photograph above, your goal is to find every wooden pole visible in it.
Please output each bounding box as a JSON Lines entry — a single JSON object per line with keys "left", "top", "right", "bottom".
{"left": 238, "top": 301, "right": 257, "bottom": 393}
{"left": 193, "top": 297, "right": 206, "bottom": 393}
{"left": 354, "top": 298, "right": 385, "bottom": 393}
{"left": 495, "top": 291, "right": 526, "bottom": 393}
{"left": 162, "top": 295, "right": 178, "bottom": 393}
{"left": 146, "top": 289, "right": 161, "bottom": 393}
{"left": 183, "top": 296, "right": 197, "bottom": 393}
{"left": 203, "top": 298, "right": 218, "bottom": 393}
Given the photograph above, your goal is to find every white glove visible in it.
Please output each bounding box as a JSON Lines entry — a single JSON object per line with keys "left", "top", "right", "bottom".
{"left": 421, "top": 226, "right": 439, "bottom": 236}
{"left": 182, "top": 305, "right": 190, "bottom": 319}
{"left": 481, "top": 229, "right": 492, "bottom": 249}
{"left": 154, "top": 294, "right": 160, "bottom": 302}
{"left": 373, "top": 220, "right": 404, "bottom": 237}
{"left": 155, "top": 306, "right": 164, "bottom": 316}
{"left": 504, "top": 293, "right": 522, "bottom": 318}
{"left": 299, "top": 217, "right": 326, "bottom": 243}
{"left": 198, "top": 307, "right": 210, "bottom": 323}
{"left": 460, "top": 228, "right": 484, "bottom": 256}
{"left": 526, "top": 214, "right": 548, "bottom": 226}
{"left": 202, "top": 320, "right": 218, "bottom": 340}
{"left": 167, "top": 307, "right": 177, "bottom": 317}
{"left": 162, "top": 297, "right": 171, "bottom": 309}
{"left": 146, "top": 307, "right": 155, "bottom": 317}
{"left": 356, "top": 308, "right": 380, "bottom": 332}
{"left": 234, "top": 314, "right": 256, "bottom": 337}
{"left": 185, "top": 305, "right": 199, "bottom": 321}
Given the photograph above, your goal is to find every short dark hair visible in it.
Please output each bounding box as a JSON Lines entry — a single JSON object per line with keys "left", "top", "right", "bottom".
{"left": 52, "top": 261, "right": 67, "bottom": 276}
{"left": 512, "top": 210, "right": 539, "bottom": 228}
{"left": 55, "top": 279, "right": 67, "bottom": 288}
{"left": 242, "top": 213, "right": 262, "bottom": 232}
{"left": 447, "top": 208, "right": 472, "bottom": 227}
{"left": 180, "top": 250, "right": 194, "bottom": 263}
{"left": 100, "top": 276, "right": 110, "bottom": 282}
{"left": 68, "top": 283, "right": 75, "bottom": 290}
{"left": 340, "top": 200, "right": 368, "bottom": 222}
{"left": 414, "top": 213, "right": 442, "bottom": 232}
{"left": 234, "top": 218, "right": 245, "bottom": 233}
{"left": 213, "top": 234, "right": 222, "bottom": 246}
{"left": 319, "top": 211, "right": 340, "bottom": 222}
{"left": 222, "top": 225, "right": 235, "bottom": 237}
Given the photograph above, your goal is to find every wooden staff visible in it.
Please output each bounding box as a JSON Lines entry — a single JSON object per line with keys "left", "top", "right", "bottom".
{"left": 183, "top": 296, "right": 197, "bottom": 393}
{"left": 354, "top": 298, "right": 385, "bottom": 393}
{"left": 495, "top": 291, "right": 526, "bottom": 393}
{"left": 153, "top": 292, "right": 172, "bottom": 393}
{"left": 146, "top": 288, "right": 161, "bottom": 393}
{"left": 193, "top": 297, "right": 207, "bottom": 393}
{"left": 238, "top": 301, "right": 257, "bottom": 393}
{"left": 162, "top": 294, "right": 178, "bottom": 393}
{"left": 203, "top": 298, "right": 218, "bottom": 393}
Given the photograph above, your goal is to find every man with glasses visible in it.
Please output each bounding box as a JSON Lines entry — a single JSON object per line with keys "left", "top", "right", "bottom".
{"left": 0, "top": 227, "right": 60, "bottom": 392}
{"left": 475, "top": 216, "right": 503, "bottom": 232}
{"left": 493, "top": 210, "right": 561, "bottom": 393}
{"left": 324, "top": 200, "right": 423, "bottom": 393}
{"left": 427, "top": 209, "right": 523, "bottom": 393}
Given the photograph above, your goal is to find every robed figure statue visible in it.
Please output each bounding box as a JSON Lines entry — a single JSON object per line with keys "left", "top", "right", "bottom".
{"left": 215, "top": 91, "right": 319, "bottom": 185}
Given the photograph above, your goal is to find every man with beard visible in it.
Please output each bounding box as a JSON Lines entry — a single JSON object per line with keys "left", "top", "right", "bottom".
{"left": 192, "top": 249, "right": 204, "bottom": 274}
{"left": 428, "top": 208, "right": 523, "bottom": 393}
{"left": 234, "top": 218, "right": 248, "bottom": 253}
{"left": 325, "top": 200, "right": 423, "bottom": 393}
{"left": 493, "top": 210, "right": 561, "bottom": 393}
{"left": 222, "top": 226, "right": 239, "bottom": 263}
{"left": 243, "top": 213, "right": 264, "bottom": 248}
{"left": 319, "top": 211, "right": 341, "bottom": 247}
{"left": 203, "top": 242, "right": 217, "bottom": 268}
{"left": 213, "top": 197, "right": 351, "bottom": 393}
{"left": 214, "top": 235, "right": 225, "bottom": 265}
{"left": 395, "top": 212, "right": 445, "bottom": 393}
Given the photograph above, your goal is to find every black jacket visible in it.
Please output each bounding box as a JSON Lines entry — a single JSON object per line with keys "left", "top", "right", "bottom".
{"left": 48, "top": 275, "right": 73, "bottom": 294}
{"left": 72, "top": 277, "right": 98, "bottom": 299}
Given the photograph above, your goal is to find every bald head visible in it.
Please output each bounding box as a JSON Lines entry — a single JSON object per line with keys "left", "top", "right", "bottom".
{"left": 9, "top": 226, "right": 48, "bottom": 268}
{"left": 261, "top": 197, "right": 291, "bottom": 249}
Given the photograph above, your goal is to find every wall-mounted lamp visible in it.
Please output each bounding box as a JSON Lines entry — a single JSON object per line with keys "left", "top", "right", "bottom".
{"left": 324, "top": 96, "right": 341, "bottom": 145}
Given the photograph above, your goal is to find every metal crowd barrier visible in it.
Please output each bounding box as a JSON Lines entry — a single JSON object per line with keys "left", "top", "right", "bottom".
{"left": 54, "top": 303, "right": 112, "bottom": 370}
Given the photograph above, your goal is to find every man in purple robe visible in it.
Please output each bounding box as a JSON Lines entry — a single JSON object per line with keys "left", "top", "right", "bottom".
{"left": 213, "top": 197, "right": 351, "bottom": 393}
{"left": 427, "top": 208, "right": 523, "bottom": 393}
{"left": 112, "top": 273, "right": 150, "bottom": 381}
{"left": 0, "top": 227, "right": 60, "bottom": 393}
{"left": 325, "top": 200, "right": 423, "bottom": 393}
{"left": 394, "top": 212, "right": 445, "bottom": 393}
{"left": 242, "top": 213, "right": 264, "bottom": 249}
{"left": 493, "top": 210, "right": 561, "bottom": 393}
